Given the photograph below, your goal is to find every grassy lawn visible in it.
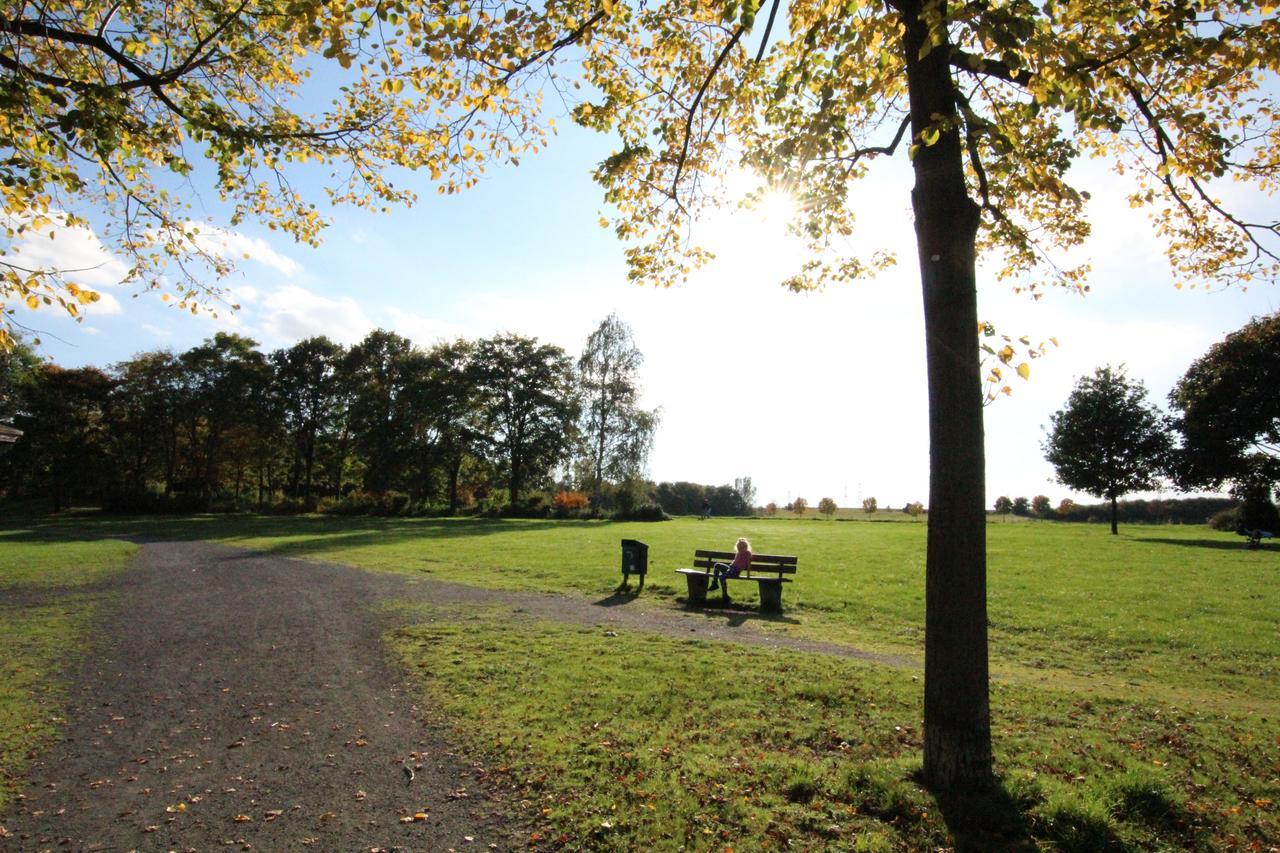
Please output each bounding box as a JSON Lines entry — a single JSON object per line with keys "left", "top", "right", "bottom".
{"left": 388, "top": 603, "right": 1278, "bottom": 851}
{"left": 8, "top": 513, "right": 1278, "bottom": 848}
{"left": 0, "top": 530, "right": 137, "bottom": 811}
{"left": 43, "top": 513, "right": 1280, "bottom": 710}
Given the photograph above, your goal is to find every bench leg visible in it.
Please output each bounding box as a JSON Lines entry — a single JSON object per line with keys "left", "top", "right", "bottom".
{"left": 684, "top": 573, "right": 709, "bottom": 606}
{"left": 758, "top": 582, "right": 783, "bottom": 614}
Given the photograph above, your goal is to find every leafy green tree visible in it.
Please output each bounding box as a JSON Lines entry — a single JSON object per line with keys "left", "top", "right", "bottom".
{"left": 792, "top": 496, "right": 808, "bottom": 516}
{"left": 862, "top": 496, "right": 878, "bottom": 514}
{"left": 993, "top": 496, "right": 1012, "bottom": 519}
{"left": 5, "top": 364, "right": 114, "bottom": 510}
{"left": 341, "top": 330, "right": 418, "bottom": 494}
{"left": 272, "top": 337, "right": 345, "bottom": 504}
{"left": 1012, "top": 496, "right": 1030, "bottom": 517}
{"left": 176, "top": 333, "right": 270, "bottom": 500}
{"left": 107, "top": 350, "right": 184, "bottom": 498}
{"left": 421, "top": 340, "right": 485, "bottom": 514}
{"left": 473, "top": 334, "right": 578, "bottom": 507}
{"left": 577, "top": 314, "right": 658, "bottom": 508}
{"left": 1044, "top": 366, "right": 1173, "bottom": 535}
{"left": 1031, "top": 495, "right": 1052, "bottom": 518}
{"left": 1169, "top": 315, "right": 1280, "bottom": 525}
{"left": 818, "top": 497, "right": 837, "bottom": 518}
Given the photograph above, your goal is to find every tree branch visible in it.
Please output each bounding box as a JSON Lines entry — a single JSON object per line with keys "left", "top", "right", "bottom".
{"left": 672, "top": 24, "right": 746, "bottom": 197}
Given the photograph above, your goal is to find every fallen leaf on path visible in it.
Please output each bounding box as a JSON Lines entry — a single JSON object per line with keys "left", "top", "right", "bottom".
{"left": 399, "top": 816, "right": 415, "bottom": 824}
{"left": 354, "top": 790, "right": 367, "bottom": 801}
{"left": 166, "top": 803, "right": 187, "bottom": 813}
{"left": 319, "top": 812, "right": 336, "bottom": 822}
{"left": 233, "top": 814, "right": 252, "bottom": 823}
{"left": 264, "top": 810, "right": 283, "bottom": 821}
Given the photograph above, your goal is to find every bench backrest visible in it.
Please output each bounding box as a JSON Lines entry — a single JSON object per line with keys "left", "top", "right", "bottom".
{"left": 692, "top": 549, "right": 798, "bottom": 577}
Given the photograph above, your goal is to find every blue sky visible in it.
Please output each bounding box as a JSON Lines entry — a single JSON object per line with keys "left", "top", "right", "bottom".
{"left": 12, "top": 118, "right": 1280, "bottom": 509}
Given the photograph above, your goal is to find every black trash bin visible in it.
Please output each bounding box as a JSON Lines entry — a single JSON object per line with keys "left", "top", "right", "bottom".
{"left": 620, "top": 539, "right": 648, "bottom": 589}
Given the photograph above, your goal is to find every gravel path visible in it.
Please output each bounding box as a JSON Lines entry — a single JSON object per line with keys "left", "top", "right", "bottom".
{"left": 2, "top": 540, "right": 914, "bottom": 851}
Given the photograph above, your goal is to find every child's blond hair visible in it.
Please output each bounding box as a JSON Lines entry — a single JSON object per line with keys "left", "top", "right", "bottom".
{"left": 736, "top": 537, "right": 751, "bottom": 551}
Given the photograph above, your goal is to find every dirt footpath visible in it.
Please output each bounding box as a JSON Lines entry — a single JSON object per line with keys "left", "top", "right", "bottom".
{"left": 3, "top": 542, "right": 523, "bottom": 852}
{"left": 3, "top": 541, "right": 913, "bottom": 851}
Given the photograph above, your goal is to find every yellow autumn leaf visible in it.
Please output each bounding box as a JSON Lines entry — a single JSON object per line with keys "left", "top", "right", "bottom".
{"left": 1016, "top": 363, "right": 1030, "bottom": 380}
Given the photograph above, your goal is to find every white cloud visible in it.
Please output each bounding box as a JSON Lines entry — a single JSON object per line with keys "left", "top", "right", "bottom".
{"left": 258, "top": 284, "right": 374, "bottom": 345}
{"left": 142, "top": 323, "right": 174, "bottom": 339}
{"left": 229, "top": 285, "right": 259, "bottom": 305}
{"left": 185, "top": 223, "right": 300, "bottom": 278}
{"left": 3, "top": 211, "right": 130, "bottom": 288}
{"left": 385, "top": 307, "right": 468, "bottom": 347}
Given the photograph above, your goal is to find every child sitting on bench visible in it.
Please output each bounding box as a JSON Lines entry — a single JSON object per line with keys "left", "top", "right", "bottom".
{"left": 709, "top": 537, "right": 752, "bottom": 599}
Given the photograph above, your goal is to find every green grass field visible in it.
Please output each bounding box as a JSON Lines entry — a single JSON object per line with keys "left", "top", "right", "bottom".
{"left": 6, "top": 514, "right": 1278, "bottom": 848}
{"left": 0, "top": 530, "right": 137, "bottom": 811}
{"left": 51, "top": 513, "right": 1279, "bottom": 710}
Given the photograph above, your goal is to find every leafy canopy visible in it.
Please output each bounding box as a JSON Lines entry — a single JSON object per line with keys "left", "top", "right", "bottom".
{"left": 1043, "top": 365, "right": 1172, "bottom": 502}
{"left": 5, "top": 1, "right": 1278, "bottom": 351}
{"left": 1169, "top": 312, "right": 1280, "bottom": 497}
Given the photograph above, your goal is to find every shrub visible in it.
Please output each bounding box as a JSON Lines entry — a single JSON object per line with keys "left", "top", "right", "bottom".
{"left": 903, "top": 501, "right": 925, "bottom": 516}
{"left": 321, "top": 490, "right": 410, "bottom": 516}
{"left": 612, "top": 502, "right": 669, "bottom": 521}
{"left": 862, "top": 496, "right": 878, "bottom": 513}
{"left": 553, "top": 490, "right": 590, "bottom": 511}
{"left": 1208, "top": 506, "right": 1239, "bottom": 531}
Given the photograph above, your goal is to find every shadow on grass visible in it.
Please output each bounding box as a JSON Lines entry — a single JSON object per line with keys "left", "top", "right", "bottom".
{"left": 678, "top": 597, "right": 802, "bottom": 627}
{"left": 925, "top": 778, "right": 1042, "bottom": 853}
{"left": 1, "top": 513, "right": 578, "bottom": 552}
{"left": 595, "top": 587, "right": 644, "bottom": 607}
{"left": 1141, "top": 537, "right": 1266, "bottom": 551}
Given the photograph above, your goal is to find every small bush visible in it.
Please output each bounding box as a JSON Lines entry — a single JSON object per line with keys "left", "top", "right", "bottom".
{"left": 1208, "top": 506, "right": 1239, "bottom": 531}
{"left": 612, "top": 503, "right": 669, "bottom": 521}
{"left": 321, "top": 490, "right": 410, "bottom": 516}
{"left": 903, "top": 501, "right": 925, "bottom": 516}
{"left": 553, "top": 490, "right": 590, "bottom": 512}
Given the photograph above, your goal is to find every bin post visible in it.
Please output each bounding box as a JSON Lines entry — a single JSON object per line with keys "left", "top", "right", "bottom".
{"left": 620, "top": 539, "right": 648, "bottom": 591}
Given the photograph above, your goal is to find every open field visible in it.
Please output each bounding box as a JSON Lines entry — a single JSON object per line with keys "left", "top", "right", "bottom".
{"left": 3, "top": 514, "right": 1277, "bottom": 848}
{"left": 30, "top": 513, "right": 1280, "bottom": 711}
{"left": 0, "top": 531, "right": 137, "bottom": 810}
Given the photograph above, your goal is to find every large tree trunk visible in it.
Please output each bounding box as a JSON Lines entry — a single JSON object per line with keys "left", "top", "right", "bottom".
{"left": 1110, "top": 495, "right": 1118, "bottom": 535}
{"left": 898, "top": 0, "right": 994, "bottom": 790}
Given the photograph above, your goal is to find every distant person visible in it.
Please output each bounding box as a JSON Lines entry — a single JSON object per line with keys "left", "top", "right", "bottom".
{"left": 701, "top": 498, "right": 711, "bottom": 520}
{"left": 708, "top": 536, "right": 751, "bottom": 600}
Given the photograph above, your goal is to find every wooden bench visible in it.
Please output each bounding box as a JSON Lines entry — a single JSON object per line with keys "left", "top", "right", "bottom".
{"left": 675, "top": 550, "right": 797, "bottom": 613}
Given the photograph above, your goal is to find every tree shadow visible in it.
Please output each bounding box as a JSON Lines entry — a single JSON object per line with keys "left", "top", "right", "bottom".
{"left": 1141, "top": 537, "right": 1268, "bottom": 551}
{"left": 922, "top": 776, "right": 1041, "bottom": 852}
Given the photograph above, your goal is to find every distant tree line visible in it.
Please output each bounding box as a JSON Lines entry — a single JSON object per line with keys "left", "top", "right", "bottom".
{"left": 0, "top": 316, "right": 677, "bottom": 517}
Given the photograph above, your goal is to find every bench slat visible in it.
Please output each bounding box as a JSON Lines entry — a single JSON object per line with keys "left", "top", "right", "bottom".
{"left": 690, "top": 550, "right": 797, "bottom": 575}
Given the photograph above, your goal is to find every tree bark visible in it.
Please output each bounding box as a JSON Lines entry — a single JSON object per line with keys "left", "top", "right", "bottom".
{"left": 1110, "top": 495, "right": 1118, "bottom": 535}
{"left": 897, "top": 0, "right": 994, "bottom": 790}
